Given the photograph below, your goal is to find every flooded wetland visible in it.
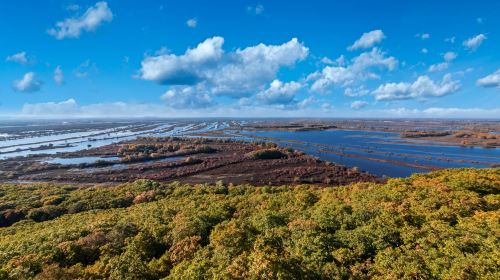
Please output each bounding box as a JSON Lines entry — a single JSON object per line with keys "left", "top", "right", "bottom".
{"left": 0, "top": 119, "right": 498, "bottom": 183}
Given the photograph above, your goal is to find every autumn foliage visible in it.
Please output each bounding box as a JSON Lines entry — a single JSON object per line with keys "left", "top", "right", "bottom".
{"left": 0, "top": 168, "right": 498, "bottom": 279}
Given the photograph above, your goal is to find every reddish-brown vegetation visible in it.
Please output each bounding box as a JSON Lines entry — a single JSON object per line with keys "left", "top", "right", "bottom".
{"left": 0, "top": 137, "right": 380, "bottom": 186}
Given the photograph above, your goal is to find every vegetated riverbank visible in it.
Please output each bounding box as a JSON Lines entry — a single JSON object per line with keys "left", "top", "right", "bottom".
{"left": 241, "top": 119, "right": 500, "bottom": 148}
{"left": 0, "top": 168, "right": 498, "bottom": 279}
{"left": 0, "top": 137, "right": 379, "bottom": 186}
{"left": 401, "top": 130, "right": 500, "bottom": 148}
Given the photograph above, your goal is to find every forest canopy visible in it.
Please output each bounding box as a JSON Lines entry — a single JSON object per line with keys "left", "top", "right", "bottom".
{"left": 0, "top": 168, "right": 498, "bottom": 279}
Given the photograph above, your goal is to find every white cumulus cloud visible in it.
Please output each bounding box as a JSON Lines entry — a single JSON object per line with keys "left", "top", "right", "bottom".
{"left": 161, "top": 86, "right": 213, "bottom": 109}
{"left": 427, "top": 52, "right": 457, "bottom": 73}
{"left": 350, "top": 100, "right": 368, "bottom": 109}
{"left": 12, "top": 72, "right": 43, "bottom": 93}
{"left": 344, "top": 87, "right": 369, "bottom": 97}
{"left": 256, "top": 79, "right": 303, "bottom": 106}
{"left": 348, "top": 29, "right": 385, "bottom": 51}
{"left": 476, "top": 69, "right": 500, "bottom": 88}
{"left": 443, "top": 51, "right": 457, "bottom": 62}
{"left": 428, "top": 62, "right": 449, "bottom": 72}
{"left": 310, "top": 48, "right": 397, "bottom": 92}
{"left": 416, "top": 33, "right": 430, "bottom": 40}
{"left": 6, "top": 51, "right": 29, "bottom": 64}
{"left": 186, "top": 18, "right": 197, "bottom": 28}
{"left": 139, "top": 36, "right": 309, "bottom": 98}
{"left": 463, "top": 34, "right": 487, "bottom": 51}
{"left": 48, "top": 1, "right": 113, "bottom": 39}
{"left": 372, "top": 74, "right": 461, "bottom": 101}
{"left": 236, "top": 79, "right": 307, "bottom": 110}
{"left": 139, "top": 36, "right": 224, "bottom": 85}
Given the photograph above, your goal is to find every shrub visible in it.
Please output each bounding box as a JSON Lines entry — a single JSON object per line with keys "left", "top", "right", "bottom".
{"left": 247, "top": 149, "right": 287, "bottom": 160}
{"left": 133, "top": 190, "right": 156, "bottom": 204}
{"left": 168, "top": 236, "right": 202, "bottom": 264}
{"left": 195, "top": 145, "right": 216, "bottom": 153}
{"left": 42, "top": 195, "right": 64, "bottom": 206}
{"left": 0, "top": 208, "right": 25, "bottom": 227}
{"left": 27, "top": 205, "right": 66, "bottom": 222}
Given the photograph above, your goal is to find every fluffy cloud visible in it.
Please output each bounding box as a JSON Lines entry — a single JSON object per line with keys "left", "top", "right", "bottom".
{"left": 372, "top": 74, "right": 460, "bottom": 101}
{"left": 476, "top": 69, "right": 500, "bottom": 88}
{"left": 6, "top": 51, "right": 29, "bottom": 64}
{"left": 310, "top": 48, "right": 397, "bottom": 92}
{"left": 12, "top": 72, "right": 43, "bottom": 93}
{"left": 348, "top": 30, "right": 385, "bottom": 51}
{"left": 48, "top": 1, "right": 113, "bottom": 39}
{"left": 309, "top": 67, "right": 356, "bottom": 91}
{"left": 344, "top": 87, "right": 369, "bottom": 97}
{"left": 428, "top": 52, "right": 457, "bottom": 73}
{"left": 421, "top": 48, "right": 428, "bottom": 54}
{"left": 416, "top": 33, "right": 430, "bottom": 40}
{"left": 256, "top": 79, "right": 303, "bottom": 106}
{"left": 139, "top": 37, "right": 309, "bottom": 97}
{"left": 297, "top": 96, "right": 315, "bottom": 109}
{"left": 350, "top": 48, "right": 397, "bottom": 71}
{"left": 236, "top": 80, "right": 307, "bottom": 110}
{"left": 320, "top": 57, "right": 335, "bottom": 65}
{"left": 350, "top": 100, "right": 368, "bottom": 109}
{"left": 161, "top": 87, "right": 213, "bottom": 109}
{"left": 427, "top": 52, "right": 457, "bottom": 73}
{"left": 463, "top": 34, "right": 487, "bottom": 51}
{"left": 335, "top": 55, "right": 346, "bottom": 66}
{"left": 186, "top": 18, "right": 197, "bottom": 28}
{"left": 428, "top": 62, "right": 448, "bottom": 72}
{"left": 443, "top": 51, "right": 457, "bottom": 62}
{"left": 139, "top": 37, "right": 224, "bottom": 85}
{"left": 54, "top": 66, "right": 64, "bottom": 85}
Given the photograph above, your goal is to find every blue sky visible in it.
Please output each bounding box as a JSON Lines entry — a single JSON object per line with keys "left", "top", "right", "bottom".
{"left": 0, "top": 0, "right": 499, "bottom": 118}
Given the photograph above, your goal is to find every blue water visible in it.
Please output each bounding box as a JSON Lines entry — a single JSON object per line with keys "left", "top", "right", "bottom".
{"left": 43, "top": 156, "right": 121, "bottom": 165}
{"left": 83, "top": 156, "right": 187, "bottom": 172}
{"left": 158, "top": 156, "right": 185, "bottom": 163}
{"left": 239, "top": 130, "right": 499, "bottom": 177}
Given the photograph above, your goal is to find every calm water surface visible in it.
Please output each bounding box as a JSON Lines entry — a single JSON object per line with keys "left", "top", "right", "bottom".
{"left": 239, "top": 130, "right": 499, "bottom": 177}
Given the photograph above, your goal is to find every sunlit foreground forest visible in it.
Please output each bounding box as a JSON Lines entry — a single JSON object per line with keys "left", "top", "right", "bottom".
{"left": 0, "top": 168, "right": 498, "bottom": 279}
